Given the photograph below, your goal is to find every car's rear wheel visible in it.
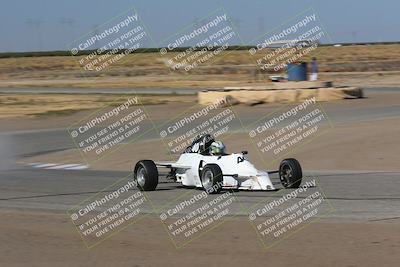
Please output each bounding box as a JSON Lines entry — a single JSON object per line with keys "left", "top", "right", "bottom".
{"left": 279, "top": 158, "right": 302, "bottom": 188}
{"left": 134, "top": 160, "right": 158, "bottom": 191}
{"left": 201, "top": 164, "right": 223, "bottom": 194}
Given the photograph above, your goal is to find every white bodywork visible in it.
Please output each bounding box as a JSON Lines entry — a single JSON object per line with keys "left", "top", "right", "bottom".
{"left": 157, "top": 152, "right": 275, "bottom": 191}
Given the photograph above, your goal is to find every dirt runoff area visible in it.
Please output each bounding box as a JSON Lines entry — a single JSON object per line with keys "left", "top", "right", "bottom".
{"left": 0, "top": 211, "right": 399, "bottom": 267}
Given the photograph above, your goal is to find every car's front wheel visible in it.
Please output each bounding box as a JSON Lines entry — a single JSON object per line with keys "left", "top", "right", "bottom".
{"left": 201, "top": 164, "right": 223, "bottom": 194}
{"left": 134, "top": 160, "right": 158, "bottom": 191}
{"left": 279, "top": 158, "right": 302, "bottom": 188}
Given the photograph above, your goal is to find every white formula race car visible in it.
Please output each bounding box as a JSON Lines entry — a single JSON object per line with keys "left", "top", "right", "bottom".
{"left": 133, "top": 134, "right": 302, "bottom": 194}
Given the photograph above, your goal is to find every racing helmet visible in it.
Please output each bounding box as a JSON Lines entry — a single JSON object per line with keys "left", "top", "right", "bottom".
{"left": 210, "top": 141, "right": 226, "bottom": 155}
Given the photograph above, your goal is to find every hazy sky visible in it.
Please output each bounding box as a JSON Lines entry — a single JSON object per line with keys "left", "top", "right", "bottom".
{"left": 1, "top": 0, "right": 398, "bottom": 52}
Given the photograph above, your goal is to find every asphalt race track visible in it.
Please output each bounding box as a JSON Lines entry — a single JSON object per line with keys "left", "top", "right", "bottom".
{"left": 1, "top": 88, "right": 400, "bottom": 223}
{"left": 1, "top": 168, "right": 399, "bottom": 223}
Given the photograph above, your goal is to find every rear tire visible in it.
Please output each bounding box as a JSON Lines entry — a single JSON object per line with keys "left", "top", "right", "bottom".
{"left": 279, "top": 158, "right": 302, "bottom": 188}
{"left": 134, "top": 160, "right": 158, "bottom": 191}
{"left": 201, "top": 164, "right": 223, "bottom": 194}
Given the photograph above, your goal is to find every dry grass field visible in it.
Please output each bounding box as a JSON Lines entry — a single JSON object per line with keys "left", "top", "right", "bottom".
{"left": 0, "top": 45, "right": 399, "bottom": 88}
{"left": 0, "top": 94, "right": 195, "bottom": 118}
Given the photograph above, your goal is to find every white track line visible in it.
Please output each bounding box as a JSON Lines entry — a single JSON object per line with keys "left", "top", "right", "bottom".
{"left": 32, "top": 163, "right": 58, "bottom": 168}
{"left": 45, "top": 164, "right": 83, "bottom": 170}
{"left": 27, "top": 162, "right": 89, "bottom": 170}
{"left": 64, "top": 165, "right": 89, "bottom": 170}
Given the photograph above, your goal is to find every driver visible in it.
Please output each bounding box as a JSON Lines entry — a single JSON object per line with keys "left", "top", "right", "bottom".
{"left": 209, "top": 141, "right": 226, "bottom": 155}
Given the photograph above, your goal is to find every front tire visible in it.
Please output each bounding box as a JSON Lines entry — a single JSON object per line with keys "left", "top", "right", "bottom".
{"left": 201, "top": 164, "right": 223, "bottom": 194}
{"left": 134, "top": 160, "right": 158, "bottom": 191}
{"left": 279, "top": 158, "right": 302, "bottom": 188}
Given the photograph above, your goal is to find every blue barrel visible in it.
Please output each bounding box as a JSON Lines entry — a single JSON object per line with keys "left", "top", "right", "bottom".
{"left": 287, "top": 62, "right": 308, "bottom": 81}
